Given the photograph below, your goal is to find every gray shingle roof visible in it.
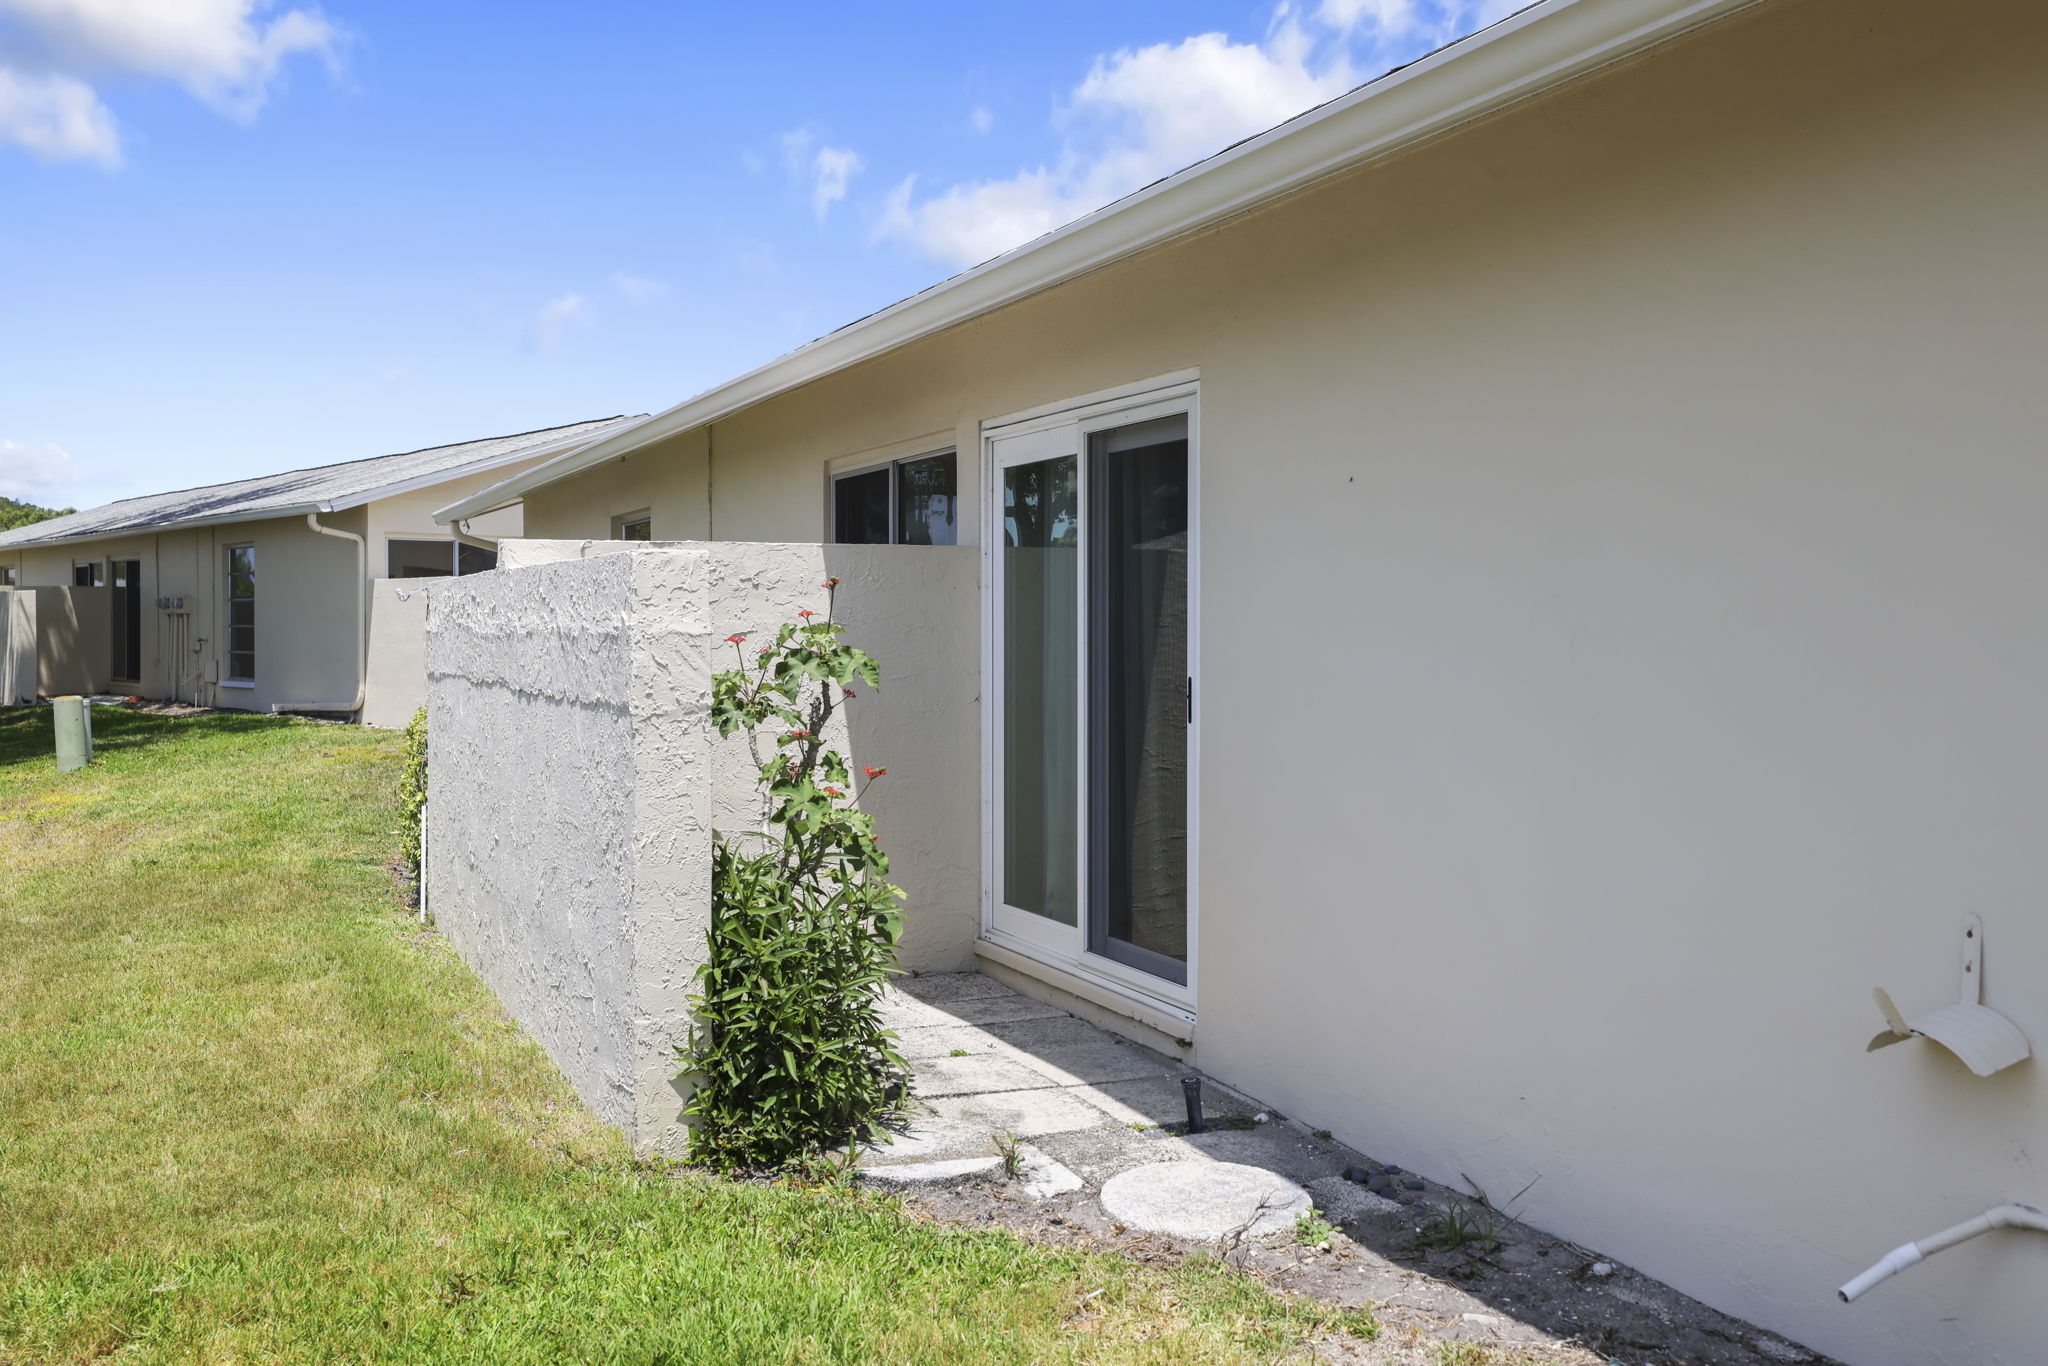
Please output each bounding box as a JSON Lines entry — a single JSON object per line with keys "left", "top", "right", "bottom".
{"left": 0, "top": 416, "right": 644, "bottom": 549}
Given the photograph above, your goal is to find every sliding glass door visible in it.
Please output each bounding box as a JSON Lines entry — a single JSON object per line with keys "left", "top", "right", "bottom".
{"left": 990, "top": 389, "right": 1196, "bottom": 999}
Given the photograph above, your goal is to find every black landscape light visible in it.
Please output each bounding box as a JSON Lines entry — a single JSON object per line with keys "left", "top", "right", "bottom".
{"left": 1180, "top": 1075, "right": 1205, "bottom": 1134}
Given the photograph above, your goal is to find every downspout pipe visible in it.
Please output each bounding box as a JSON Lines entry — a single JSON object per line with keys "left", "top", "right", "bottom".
{"left": 272, "top": 511, "right": 366, "bottom": 718}
{"left": 1840, "top": 1203, "right": 2048, "bottom": 1303}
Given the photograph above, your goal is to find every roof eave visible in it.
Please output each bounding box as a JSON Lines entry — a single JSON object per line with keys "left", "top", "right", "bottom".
{"left": 0, "top": 418, "right": 642, "bottom": 552}
{"left": 430, "top": 0, "right": 1763, "bottom": 527}
{"left": 0, "top": 502, "right": 328, "bottom": 552}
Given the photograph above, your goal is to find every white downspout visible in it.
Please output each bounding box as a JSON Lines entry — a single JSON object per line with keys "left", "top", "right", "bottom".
{"left": 272, "top": 510, "right": 366, "bottom": 718}
{"left": 1840, "top": 1203, "right": 2048, "bottom": 1303}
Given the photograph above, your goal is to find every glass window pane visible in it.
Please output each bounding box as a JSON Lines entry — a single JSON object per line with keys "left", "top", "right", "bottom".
{"left": 1088, "top": 415, "right": 1190, "bottom": 981}
{"left": 1002, "top": 456, "right": 1079, "bottom": 926}
{"left": 833, "top": 468, "right": 891, "bottom": 544}
{"left": 228, "top": 652, "right": 255, "bottom": 682}
{"left": 896, "top": 453, "right": 957, "bottom": 546}
{"left": 457, "top": 542, "right": 498, "bottom": 575}
{"left": 387, "top": 539, "right": 455, "bottom": 578}
{"left": 229, "top": 626, "right": 255, "bottom": 652}
{"left": 618, "top": 516, "right": 652, "bottom": 542}
{"left": 229, "top": 600, "right": 254, "bottom": 627}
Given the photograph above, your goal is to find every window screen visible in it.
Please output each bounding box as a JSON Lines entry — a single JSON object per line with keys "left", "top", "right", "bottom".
{"left": 226, "top": 545, "right": 255, "bottom": 682}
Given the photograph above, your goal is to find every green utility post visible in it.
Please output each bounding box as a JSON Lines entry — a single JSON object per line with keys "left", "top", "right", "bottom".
{"left": 53, "top": 695, "right": 92, "bottom": 773}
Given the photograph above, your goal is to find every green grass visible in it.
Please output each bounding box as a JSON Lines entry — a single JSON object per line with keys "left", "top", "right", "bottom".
{"left": 0, "top": 709, "right": 1374, "bottom": 1364}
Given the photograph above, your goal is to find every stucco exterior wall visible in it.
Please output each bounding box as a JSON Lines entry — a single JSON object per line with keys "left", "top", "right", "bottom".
{"left": 426, "top": 540, "right": 979, "bottom": 1155}
{"left": 519, "top": 429, "right": 710, "bottom": 543}
{"left": 362, "top": 578, "right": 432, "bottom": 729}
{"left": 506, "top": 1, "right": 2048, "bottom": 1360}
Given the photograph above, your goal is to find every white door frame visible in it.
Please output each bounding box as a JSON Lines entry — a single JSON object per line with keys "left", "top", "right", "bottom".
{"left": 979, "top": 373, "right": 1200, "bottom": 1019}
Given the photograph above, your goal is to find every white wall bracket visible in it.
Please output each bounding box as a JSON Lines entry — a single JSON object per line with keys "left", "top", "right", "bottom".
{"left": 1867, "top": 915, "right": 2031, "bottom": 1077}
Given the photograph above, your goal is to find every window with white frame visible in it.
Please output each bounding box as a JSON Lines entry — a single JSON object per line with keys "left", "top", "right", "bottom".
{"left": 833, "top": 451, "right": 957, "bottom": 545}
{"left": 387, "top": 538, "right": 497, "bottom": 578}
{"left": 0, "top": 565, "right": 16, "bottom": 586}
{"left": 613, "top": 510, "right": 652, "bottom": 541}
{"left": 225, "top": 544, "right": 255, "bottom": 682}
{"left": 73, "top": 562, "right": 104, "bottom": 588}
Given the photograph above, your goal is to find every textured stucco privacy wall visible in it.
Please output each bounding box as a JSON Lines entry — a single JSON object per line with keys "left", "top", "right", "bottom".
{"left": 427, "top": 541, "right": 978, "bottom": 1155}
{"left": 362, "top": 578, "right": 431, "bottom": 729}
{"left": 505, "top": 1, "right": 2048, "bottom": 1360}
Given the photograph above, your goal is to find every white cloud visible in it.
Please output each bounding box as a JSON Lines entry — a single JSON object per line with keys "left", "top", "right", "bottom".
{"left": 611, "top": 271, "right": 665, "bottom": 306}
{"left": 0, "top": 0, "right": 342, "bottom": 168}
{"left": 969, "top": 104, "right": 993, "bottom": 135}
{"left": 0, "top": 438, "right": 81, "bottom": 498}
{"left": 1316, "top": 0, "right": 1417, "bottom": 35}
{"left": 780, "top": 126, "right": 863, "bottom": 222}
{"left": 877, "top": 2, "right": 1520, "bottom": 269}
{"left": 0, "top": 66, "right": 117, "bottom": 166}
{"left": 532, "top": 292, "right": 589, "bottom": 350}
{"left": 880, "top": 21, "right": 1352, "bottom": 268}
{"left": 808, "top": 144, "right": 861, "bottom": 220}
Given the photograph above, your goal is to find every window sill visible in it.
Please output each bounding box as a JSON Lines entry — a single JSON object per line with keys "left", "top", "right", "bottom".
{"left": 217, "top": 680, "right": 255, "bottom": 690}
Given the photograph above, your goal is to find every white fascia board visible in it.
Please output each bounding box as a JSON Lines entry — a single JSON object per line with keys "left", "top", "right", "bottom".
{"left": 432, "top": 0, "right": 1765, "bottom": 526}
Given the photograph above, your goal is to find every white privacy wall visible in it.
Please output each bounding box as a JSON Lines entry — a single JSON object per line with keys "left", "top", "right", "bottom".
{"left": 427, "top": 541, "right": 979, "bottom": 1155}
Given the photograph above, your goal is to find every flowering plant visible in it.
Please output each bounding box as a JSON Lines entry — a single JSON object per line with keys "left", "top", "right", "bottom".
{"left": 681, "top": 577, "right": 908, "bottom": 1170}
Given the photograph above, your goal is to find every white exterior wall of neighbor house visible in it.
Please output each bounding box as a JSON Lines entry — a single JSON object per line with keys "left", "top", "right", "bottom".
{"left": 501, "top": 1, "right": 2048, "bottom": 1361}
{"left": 426, "top": 540, "right": 980, "bottom": 1155}
{"left": 0, "top": 458, "right": 540, "bottom": 714}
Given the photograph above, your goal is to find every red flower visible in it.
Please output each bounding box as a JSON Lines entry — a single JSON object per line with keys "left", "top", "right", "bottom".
{"left": 863, "top": 766, "right": 887, "bottom": 779}
{"left": 798, "top": 609, "right": 815, "bottom": 619}
{"left": 725, "top": 633, "right": 748, "bottom": 645}
{"left": 843, "top": 688, "right": 857, "bottom": 699}
{"left": 823, "top": 577, "right": 842, "bottom": 589}
{"left": 823, "top": 786, "right": 843, "bottom": 798}
{"left": 786, "top": 729, "right": 812, "bottom": 740}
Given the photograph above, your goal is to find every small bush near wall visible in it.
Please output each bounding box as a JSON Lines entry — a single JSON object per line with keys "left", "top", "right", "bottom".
{"left": 681, "top": 580, "right": 907, "bottom": 1172}
{"left": 398, "top": 707, "right": 427, "bottom": 904}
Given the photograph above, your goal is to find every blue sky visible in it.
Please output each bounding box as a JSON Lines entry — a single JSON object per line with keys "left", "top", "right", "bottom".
{"left": 0, "top": 0, "right": 1515, "bottom": 510}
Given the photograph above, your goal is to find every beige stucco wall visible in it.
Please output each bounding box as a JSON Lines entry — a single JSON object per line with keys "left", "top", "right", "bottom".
{"left": 362, "top": 578, "right": 432, "bottom": 729}
{"left": 509, "top": 1, "right": 2048, "bottom": 1361}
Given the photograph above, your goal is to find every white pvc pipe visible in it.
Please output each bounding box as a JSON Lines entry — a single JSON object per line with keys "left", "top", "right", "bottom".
{"left": 271, "top": 511, "right": 366, "bottom": 718}
{"left": 1840, "top": 1203, "right": 2048, "bottom": 1303}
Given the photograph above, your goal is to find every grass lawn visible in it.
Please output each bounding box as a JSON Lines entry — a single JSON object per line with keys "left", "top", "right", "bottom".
{"left": 0, "top": 709, "right": 1374, "bottom": 1364}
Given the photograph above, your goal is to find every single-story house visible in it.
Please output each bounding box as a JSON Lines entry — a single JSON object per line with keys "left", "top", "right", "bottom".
{"left": 420, "top": 0, "right": 2047, "bottom": 1361}
{"left": 0, "top": 417, "right": 640, "bottom": 721}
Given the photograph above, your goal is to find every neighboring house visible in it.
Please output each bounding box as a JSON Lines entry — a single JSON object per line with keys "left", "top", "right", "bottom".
{"left": 418, "top": 0, "right": 2047, "bottom": 1363}
{"left": 0, "top": 417, "right": 641, "bottom": 721}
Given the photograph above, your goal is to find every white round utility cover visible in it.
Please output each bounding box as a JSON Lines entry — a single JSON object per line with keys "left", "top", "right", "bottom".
{"left": 1099, "top": 1161, "right": 1312, "bottom": 1241}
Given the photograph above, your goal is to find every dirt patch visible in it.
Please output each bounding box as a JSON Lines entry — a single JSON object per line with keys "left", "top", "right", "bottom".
{"left": 900, "top": 1167, "right": 1834, "bottom": 1366}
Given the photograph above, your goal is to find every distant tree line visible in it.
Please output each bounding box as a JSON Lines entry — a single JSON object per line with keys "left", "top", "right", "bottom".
{"left": 0, "top": 496, "right": 73, "bottom": 531}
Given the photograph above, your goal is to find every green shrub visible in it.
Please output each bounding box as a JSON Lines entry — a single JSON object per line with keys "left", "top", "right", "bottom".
{"left": 680, "top": 578, "right": 907, "bottom": 1171}
{"left": 398, "top": 706, "right": 428, "bottom": 895}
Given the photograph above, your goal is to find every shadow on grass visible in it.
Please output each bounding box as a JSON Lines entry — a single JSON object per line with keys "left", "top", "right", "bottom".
{"left": 0, "top": 706, "right": 298, "bottom": 770}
